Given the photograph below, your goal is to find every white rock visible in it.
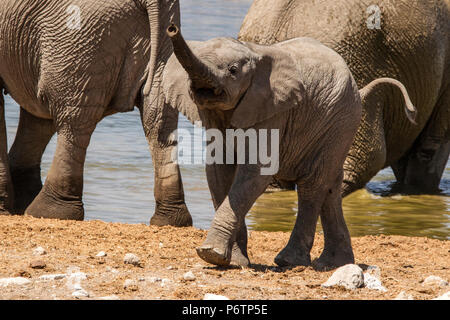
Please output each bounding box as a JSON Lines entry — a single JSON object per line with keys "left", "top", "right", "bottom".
{"left": 161, "top": 278, "right": 171, "bottom": 287}
{"left": 364, "top": 273, "right": 387, "bottom": 292}
{"left": 123, "top": 253, "right": 140, "bottom": 266}
{"left": 0, "top": 277, "right": 31, "bottom": 287}
{"left": 124, "top": 279, "right": 137, "bottom": 289}
{"left": 183, "top": 271, "right": 196, "bottom": 281}
{"left": 33, "top": 246, "right": 47, "bottom": 256}
{"left": 66, "top": 272, "right": 87, "bottom": 290}
{"left": 149, "top": 277, "right": 162, "bottom": 283}
{"left": 72, "top": 288, "right": 89, "bottom": 298}
{"left": 432, "top": 291, "right": 450, "bottom": 300}
{"left": 159, "top": 242, "right": 164, "bottom": 248}
{"left": 394, "top": 291, "right": 414, "bottom": 300}
{"left": 203, "top": 293, "right": 230, "bottom": 300}
{"left": 39, "top": 274, "right": 67, "bottom": 281}
{"left": 96, "top": 251, "right": 107, "bottom": 257}
{"left": 422, "top": 276, "right": 448, "bottom": 287}
{"left": 322, "top": 264, "right": 364, "bottom": 290}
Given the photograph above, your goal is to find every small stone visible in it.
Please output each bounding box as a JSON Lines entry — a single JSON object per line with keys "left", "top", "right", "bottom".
{"left": 33, "top": 247, "right": 46, "bottom": 256}
{"left": 364, "top": 273, "right": 387, "bottom": 292}
{"left": 183, "top": 271, "right": 196, "bottom": 281}
{"left": 149, "top": 277, "right": 162, "bottom": 283}
{"left": 123, "top": 279, "right": 138, "bottom": 291}
{"left": 203, "top": 293, "right": 230, "bottom": 300}
{"left": 432, "top": 292, "right": 450, "bottom": 300}
{"left": 39, "top": 274, "right": 67, "bottom": 281}
{"left": 159, "top": 242, "right": 164, "bottom": 248}
{"left": 123, "top": 253, "right": 140, "bottom": 267}
{"left": 30, "top": 260, "right": 46, "bottom": 269}
{"left": 394, "top": 291, "right": 414, "bottom": 300}
{"left": 422, "top": 276, "right": 448, "bottom": 288}
{"left": 96, "top": 251, "right": 107, "bottom": 257}
{"left": 161, "top": 278, "right": 171, "bottom": 287}
{"left": 322, "top": 264, "right": 364, "bottom": 290}
{"left": 72, "top": 288, "right": 89, "bottom": 298}
{"left": 0, "top": 277, "right": 31, "bottom": 287}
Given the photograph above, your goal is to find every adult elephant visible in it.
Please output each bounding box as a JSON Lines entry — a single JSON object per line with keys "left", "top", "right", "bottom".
{"left": 239, "top": 0, "right": 450, "bottom": 196}
{"left": 0, "top": 0, "right": 192, "bottom": 226}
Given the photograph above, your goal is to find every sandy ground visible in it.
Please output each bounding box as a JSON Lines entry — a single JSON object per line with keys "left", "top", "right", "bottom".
{"left": 0, "top": 215, "right": 448, "bottom": 300}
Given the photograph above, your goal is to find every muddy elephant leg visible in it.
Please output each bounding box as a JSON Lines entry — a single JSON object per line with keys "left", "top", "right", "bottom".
{"left": 274, "top": 188, "right": 324, "bottom": 267}
{"left": 315, "top": 175, "right": 354, "bottom": 270}
{"left": 140, "top": 102, "right": 192, "bottom": 227}
{"left": 0, "top": 91, "right": 13, "bottom": 214}
{"left": 25, "top": 113, "right": 100, "bottom": 220}
{"left": 8, "top": 108, "right": 55, "bottom": 214}
{"left": 205, "top": 163, "right": 249, "bottom": 266}
{"left": 197, "top": 164, "right": 272, "bottom": 266}
{"left": 394, "top": 90, "right": 450, "bottom": 192}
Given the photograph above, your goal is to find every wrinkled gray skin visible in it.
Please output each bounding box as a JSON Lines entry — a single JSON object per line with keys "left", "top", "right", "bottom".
{"left": 163, "top": 25, "right": 416, "bottom": 268}
{"left": 0, "top": 0, "right": 192, "bottom": 226}
{"left": 239, "top": 0, "right": 450, "bottom": 196}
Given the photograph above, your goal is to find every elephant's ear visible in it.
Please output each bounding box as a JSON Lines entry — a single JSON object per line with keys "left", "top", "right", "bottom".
{"left": 163, "top": 53, "right": 203, "bottom": 124}
{"left": 230, "top": 49, "right": 305, "bottom": 128}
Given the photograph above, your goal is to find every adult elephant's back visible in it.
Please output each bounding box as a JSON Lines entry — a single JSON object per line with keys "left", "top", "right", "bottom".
{"left": 239, "top": 0, "right": 450, "bottom": 195}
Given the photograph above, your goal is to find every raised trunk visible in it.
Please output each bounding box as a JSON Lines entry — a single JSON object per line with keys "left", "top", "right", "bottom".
{"left": 167, "top": 24, "right": 222, "bottom": 92}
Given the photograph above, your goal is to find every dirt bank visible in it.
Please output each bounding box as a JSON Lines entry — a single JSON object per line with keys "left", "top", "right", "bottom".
{"left": 0, "top": 215, "right": 448, "bottom": 300}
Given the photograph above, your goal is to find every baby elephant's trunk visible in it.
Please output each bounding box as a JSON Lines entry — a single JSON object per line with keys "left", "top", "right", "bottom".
{"left": 359, "top": 78, "right": 417, "bottom": 124}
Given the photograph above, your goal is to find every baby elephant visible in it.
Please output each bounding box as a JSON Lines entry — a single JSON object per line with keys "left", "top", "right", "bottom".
{"left": 163, "top": 24, "right": 416, "bottom": 269}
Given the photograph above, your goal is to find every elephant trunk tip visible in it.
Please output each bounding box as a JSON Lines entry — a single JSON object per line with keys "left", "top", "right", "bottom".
{"left": 167, "top": 23, "right": 179, "bottom": 38}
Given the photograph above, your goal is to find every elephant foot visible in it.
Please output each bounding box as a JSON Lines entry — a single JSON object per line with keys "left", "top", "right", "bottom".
{"left": 274, "top": 245, "right": 311, "bottom": 267}
{"left": 313, "top": 246, "right": 354, "bottom": 271}
{"left": 230, "top": 242, "right": 250, "bottom": 267}
{"left": 10, "top": 166, "right": 42, "bottom": 214}
{"left": 25, "top": 185, "right": 84, "bottom": 221}
{"left": 196, "top": 234, "right": 232, "bottom": 266}
{"left": 150, "top": 202, "right": 192, "bottom": 227}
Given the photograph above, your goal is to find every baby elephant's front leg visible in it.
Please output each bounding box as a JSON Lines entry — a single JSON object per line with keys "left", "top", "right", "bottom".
{"left": 197, "top": 164, "right": 272, "bottom": 266}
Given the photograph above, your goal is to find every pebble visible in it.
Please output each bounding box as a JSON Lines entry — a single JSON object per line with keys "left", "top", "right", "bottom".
{"left": 183, "top": 271, "right": 196, "bottom": 281}
{"left": 123, "top": 279, "right": 138, "bottom": 291}
{"left": 422, "top": 275, "right": 448, "bottom": 288}
{"left": 394, "top": 291, "right": 414, "bottom": 300}
{"left": 72, "top": 288, "right": 90, "bottom": 298}
{"left": 363, "top": 273, "right": 387, "bottom": 292}
{"left": 432, "top": 291, "right": 450, "bottom": 300}
{"left": 123, "top": 253, "right": 140, "bottom": 267}
{"left": 33, "top": 247, "right": 47, "bottom": 256}
{"left": 39, "top": 274, "right": 67, "bottom": 281}
{"left": 96, "top": 251, "right": 107, "bottom": 257}
{"left": 203, "top": 293, "right": 230, "bottom": 300}
{"left": 161, "top": 278, "right": 171, "bottom": 287}
{"left": 322, "top": 264, "right": 364, "bottom": 290}
{"left": 30, "top": 260, "right": 46, "bottom": 269}
{"left": 0, "top": 277, "right": 31, "bottom": 287}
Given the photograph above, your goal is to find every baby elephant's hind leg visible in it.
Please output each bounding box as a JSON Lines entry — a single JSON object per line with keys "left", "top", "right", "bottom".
{"left": 314, "top": 175, "right": 354, "bottom": 270}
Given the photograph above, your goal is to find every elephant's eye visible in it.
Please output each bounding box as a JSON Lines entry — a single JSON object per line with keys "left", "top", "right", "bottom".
{"left": 228, "top": 65, "right": 238, "bottom": 75}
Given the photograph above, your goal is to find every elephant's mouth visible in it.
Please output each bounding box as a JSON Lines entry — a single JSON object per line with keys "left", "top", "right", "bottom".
{"left": 191, "top": 85, "right": 231, "bottom": 110}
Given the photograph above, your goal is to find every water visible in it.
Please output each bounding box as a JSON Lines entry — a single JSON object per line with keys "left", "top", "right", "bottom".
{"left": 3, "top": 0, "right": 449, "bottom": 240}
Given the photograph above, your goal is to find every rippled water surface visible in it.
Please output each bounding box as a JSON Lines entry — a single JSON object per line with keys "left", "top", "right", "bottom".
{"left": 3, "top": 0, "right": 449, "bottom": 240}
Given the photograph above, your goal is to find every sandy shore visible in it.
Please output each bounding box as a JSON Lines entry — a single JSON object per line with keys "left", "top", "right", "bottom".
{"left": 0, "top": 215, "right": 448, "bottom": 300}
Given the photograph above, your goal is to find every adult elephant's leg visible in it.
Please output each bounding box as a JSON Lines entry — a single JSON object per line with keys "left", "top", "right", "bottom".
{"left": 274, "top": 188, "right": 324, "bottom": 267}
{"left": 206, "top": 163, "right": 249, "bottom": 266}
{"left": 197, "top": 164, "right": 272, "bottom": 266}
{"left": 342, "top": 93, "right": 387, "bottom": 197}
{"left": 398, "top": 90, "right": 450, "bottom": 192}
{"left": 0, "top": 90, "right": 13, "bottom": 214}
{"left": 25, "top": 111, "right": 100, "bottom": 220}
{"left": 8, "top": 108, "right": 55, "bottom": 214}
{"left": 316, "top": 174, "right": 354, "bottom": 270}
{"left": 140, "top": 102, "right": 192, "bottom": 227}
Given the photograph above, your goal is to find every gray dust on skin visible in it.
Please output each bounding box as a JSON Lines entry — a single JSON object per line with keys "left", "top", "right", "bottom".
{"left": 3, "top": 0, "right": 449, "bottom": 239}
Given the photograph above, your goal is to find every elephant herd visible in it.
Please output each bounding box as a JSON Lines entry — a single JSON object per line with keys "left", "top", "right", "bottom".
{"left": 0, "top": 0, "right": 448, "bottom": 269}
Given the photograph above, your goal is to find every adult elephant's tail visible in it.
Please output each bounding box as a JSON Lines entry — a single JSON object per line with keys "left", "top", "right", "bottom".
{"left": 359, "top": 77, "right": 417, "bottom": 124}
